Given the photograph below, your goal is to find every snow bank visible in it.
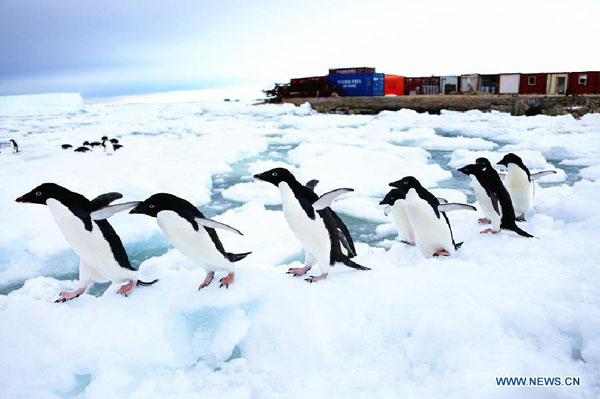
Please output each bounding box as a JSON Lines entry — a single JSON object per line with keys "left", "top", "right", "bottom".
{"left": 0, "top": 92, "right": 84, "bottom": 113}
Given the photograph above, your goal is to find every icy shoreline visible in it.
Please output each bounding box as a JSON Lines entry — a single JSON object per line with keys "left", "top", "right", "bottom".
{"left": 1, "top": 99, "right": 599, "bottom": 398}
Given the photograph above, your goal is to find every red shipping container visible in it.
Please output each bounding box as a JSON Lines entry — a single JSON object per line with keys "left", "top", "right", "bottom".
{"left": 568, "top": 71, "right": 600, "bottom": 95}
{"left": 519, "top": 73, "right": 546, "bottom": 94}
{"left": 384, "top": 75, "right": 404, "bottom": 96}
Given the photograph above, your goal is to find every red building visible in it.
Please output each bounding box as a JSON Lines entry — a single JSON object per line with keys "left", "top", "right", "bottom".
{"left": 569, "top": 71, "right": 600, "bottom": 95}
{"left": 519, "top": 73, "right": 546, "bottom": 95}
{"left": 404, "top": 77, "right": 440, "bottom": 95}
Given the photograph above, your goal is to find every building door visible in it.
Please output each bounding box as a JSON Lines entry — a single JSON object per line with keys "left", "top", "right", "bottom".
{"left": 557, "top": 76, "right": 566, "bottom": 94}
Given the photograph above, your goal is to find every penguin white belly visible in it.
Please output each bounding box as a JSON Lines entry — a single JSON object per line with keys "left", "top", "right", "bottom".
{"left": 506, "top": 165, "right": 533, "bottom": 214}
{"left": 46, "top": 199, "right": 136, "bottom": 283}
{"left": 471, "top": 176, "right": 501, "bottom": 230}
{"left": 157, "top": 211, "right": 232, "bottom": 272}
{"left": 279, "top": 183, "right": 332, "bottom": 273}
{"left": 404, "top": 191, "right": 454, "bottom": 258}
{"left": 390, "top": 200, "right": 414, "bottom": 242}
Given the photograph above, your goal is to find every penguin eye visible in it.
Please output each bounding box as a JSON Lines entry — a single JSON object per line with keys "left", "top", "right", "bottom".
{"left": 404, "top": 181, "right": 408, "bottom": 186}
{"left": 272, "top": 172, "right": 278, "bottom": 177}
{"left": 148, "top": 204, "right": 155, "bottom": 209}
{"left": 35, "top": 191, "right": 42, "bottom": 196}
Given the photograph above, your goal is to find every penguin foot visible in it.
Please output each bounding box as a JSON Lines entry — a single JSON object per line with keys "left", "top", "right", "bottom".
{"left": 199, "top": 271, "right": 215, "bottom": 289}
{"left": 400, "top": 240, "right": 416, "bottom": 246}
{"left": 304, "top": 273, "right": 328, "bottom": 283}
{"left": 286, "top": 266, "right": 311, "bottom": 276}
{"left": 433, "top": 250, "right": 451, "bottom": 257}
{"left": 219, "top": 272, "right": 235, "bottom": 289}
{"left": 117, "top": 281, "right": 136, "bottom": 297}
{"left": 516, "top": 214, "right": 526, "bottom": 222}
{"left": 54, "top": 287, "right": 86, "bottom": 303}
{"left": 480, "top": 228, "right": 499, "bottom": 234}
{"left": 478, "top": 218, "right": 491, "bottom": 224}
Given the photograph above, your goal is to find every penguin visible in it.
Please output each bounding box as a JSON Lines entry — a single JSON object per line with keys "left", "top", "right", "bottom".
{"left": 389, "top": 176, "right": 476, "bottom": 258}
{"left": 82, "top": 141, "right": 91, "bottom": 147}
{"left": 497, "top": 153, "right": 557, "bottom": 221}
{"left": 101, "top": 136, "right": 108, "bottom": 141}
{"left": 74, "top": 146, "right": 91, "bottom": 153}
{"left": 254, "top": 168, "right": 369, "bottom": 282}
{"left": 113, "top": 144, "right": 123, "bottom": 151}
{"left": 110, "top": 138, "right": 119, "bottom": 144}
{"left": 10, "top": 139, "right": 19, "bottom": 153}
{"left": 379, "top": 188, "right": 415, "bottom": 245}
{"left": 459, "top": 160, "right": 534, "bottom": 238}
{"left": 129, "top": 193, "right": 250, "bottom": 289}
{"left": 15, "top": 183, "right": 156, "bottom": 302}
{"left": 89, "top": 141, "right": 102, "bottom": 148}
{"left": 61, "top": 144, "right": 73, "bottom": 150}
{"left": 102, "top": 138, "right": 114, "bottom": 154}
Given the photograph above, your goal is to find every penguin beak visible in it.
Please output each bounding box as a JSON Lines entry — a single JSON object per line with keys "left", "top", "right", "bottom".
{"left": 378, "top": 200, "right": 386, "bottom": 205}
{"left": 253, "top": 173, "right": 263, "bottom": 180}
{"left": 497, "top": 159, "right": 506, "bottom": 166}
{"left": 457, "top": 166, "right": 467, "bottom": 174}
{"left": 129, "top": 205, "right": 139, "bottom": 214}
{"left": 15, "top": 195, "right": 25, "bottom": 203}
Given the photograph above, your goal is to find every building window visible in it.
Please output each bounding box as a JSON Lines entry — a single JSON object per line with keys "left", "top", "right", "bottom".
{"left": 578, "top": 74, "right": 587, "bottom": 85}
{"left": 528, "top": 76, "right": 536, "bottom": 85}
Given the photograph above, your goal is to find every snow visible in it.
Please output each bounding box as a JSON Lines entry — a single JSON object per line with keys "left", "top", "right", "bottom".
{"left": 1, "top": 96, "right": 599, "bottom": 399}
{"left": 0, "top": 92, "right": 84, "bottom": 113}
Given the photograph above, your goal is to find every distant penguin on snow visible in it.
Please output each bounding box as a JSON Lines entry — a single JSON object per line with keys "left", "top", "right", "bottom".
{"left": 10, "top": 139, "right": 19, "bottom": 153}
{"left": 74, "top": 146, "right": 91, "bottom": 153}
{"left": 102, "top": 138, "right": 114, "bottom": 154}
{"left": 16, "top": 183, "right": 156, "bottom": 302}
{"left": 458, "top": 159, "right": 534, "bottom": 238}
{"left": 379, "top": 188, "right": 415, "bottom": 245}
{"left": 130, "top": 193, "right": 250, "bottom": 289}
{"left": 254, "top": 168, "right": 369, "bottom": 282}
{"left": 61, "top": 144, "right": 73, "bottom": 150}
{"left": 389, "top": 176, "right": 476, "bottom": 258}
{"left": 497, "top": 153, "right": 556, "bottom": 221}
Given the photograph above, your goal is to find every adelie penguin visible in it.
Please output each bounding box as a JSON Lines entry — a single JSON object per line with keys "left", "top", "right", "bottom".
{"left": 61, "top": 144, "right": 73, "bottom": 150}
{"left": 389, "top": 176, "right": 476, "bottom": 258}
{"left": 130, "top": 193, "right": 250, "bottom": 289}
{"left": 497, "top": 153, "right": 556, "bottom": 221}
{"left": 74, "top": 146, "right": 91, "bottom": 153}
{"left": 458, "top": 159, "right": 534, "bottom": 238}
{"left": 379, "top": 188, "right": 415, "bottom": 245}
{"left": 10, "top": 139, "right": 19, "bottom": 153}
{"left": 15, "top": 183, "right": 157, "bottom": 302}
{"left": 254, "top": 168, "right": 369, "bottom": 282}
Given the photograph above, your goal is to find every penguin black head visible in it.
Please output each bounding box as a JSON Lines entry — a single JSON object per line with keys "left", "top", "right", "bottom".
{"left": 253, "top": 168, "right": 296, "bottom": 186}
{"left": 130, "top": 193, "right": 185, "bottom": 217}
{"left": 101, "top": 136, "right": 108, "bottom": 141}
{"left": 10, "top": 139, "right": 16, "bottom": 145}
{"left": 16, "top": 183, "right": 69, "bottom": 205}
{"left": 497, "top": 153, "right": 523, "bottom": 167}
{"left": 457, "top": 163, "right": 482, "bottom": 176}
{"left": 83, "top": 141, "right": 90, "bottom": 146}
{"left": 379, "top": 188, "right": 407, "bottom": 206}
{"left": 389, "top": 176, "right": 422, "bottom": 191}
{"left": 475, "top": 157, "right": 493, "bottom": 170}
{"left": 110, "top": 138, "right": 119, "bottom": 144}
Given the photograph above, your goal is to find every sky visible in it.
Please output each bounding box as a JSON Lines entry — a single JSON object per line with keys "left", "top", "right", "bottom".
{"left": 1, "top": 0, "right": 598, "bottom": 98}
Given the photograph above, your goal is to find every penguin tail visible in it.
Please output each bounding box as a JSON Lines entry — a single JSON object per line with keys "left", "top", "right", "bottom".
{"left": 505, "top": 225, "right": 536, "bottom": 238}
{"left": 136, "top": 279, "right": 159, "bottom": 287}
{"left": 226, "top": 252, "right": 252, "bottom": 262}
{"left": 340, "top": 255, "right": 370, "bottom": 271}
{"left": 454, "top": 241, "right": 464, "bottom": 250}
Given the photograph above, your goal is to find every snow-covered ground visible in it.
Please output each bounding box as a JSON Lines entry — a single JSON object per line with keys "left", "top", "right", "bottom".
{"left": 1, "top": 95, "right": 600, "bottom": 399}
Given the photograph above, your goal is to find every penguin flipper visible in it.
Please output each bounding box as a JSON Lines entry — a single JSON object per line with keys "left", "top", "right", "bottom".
{"left": 91, "top": 201, "right": 141, "bottom": 220}
{"left": 331, "top": 210, "right": 356, "bottom": 257}
{"left": 313, "top": 188, "right": 354, "bottom": 211}
{"left": 530, "top": 170, "right": 557, "bottom": 181}
{"left": 305, "top": 179, "right": 319, "bottom": 192}
{"left": 490, "top": 193, "right": 501, "bottom": 215}
{"left": 436, "top": 197, "right": 448, "bottom": 204}
{"left": 195, "top": 217, "right": 243, "bottom": 235}
{"left": 437, "top": 203, "right": 477, "bottom": 212}
{"left": 90, "top": 192, "right": 123, "bottom": 210}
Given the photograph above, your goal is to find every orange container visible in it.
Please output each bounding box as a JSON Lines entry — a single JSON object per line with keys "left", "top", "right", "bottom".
{"left": 384, "top": 75, "right": 405, "bottom": 96}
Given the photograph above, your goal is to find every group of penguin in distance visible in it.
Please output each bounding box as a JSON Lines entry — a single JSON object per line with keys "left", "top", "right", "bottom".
{"left": 61, "top": 136, "right": 123, "bottom": 154}
{"left": 15, "top": 152, "right": 554, "bottom": 303}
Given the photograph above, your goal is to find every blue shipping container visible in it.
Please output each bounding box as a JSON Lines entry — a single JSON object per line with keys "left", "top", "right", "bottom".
{"left": 328, "top": 73, "right": 384, "bottom": 96}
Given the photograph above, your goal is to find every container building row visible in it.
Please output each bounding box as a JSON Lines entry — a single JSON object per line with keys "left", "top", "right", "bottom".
{"left": 279, "top": 68, "right": 600, "bottom": 98}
